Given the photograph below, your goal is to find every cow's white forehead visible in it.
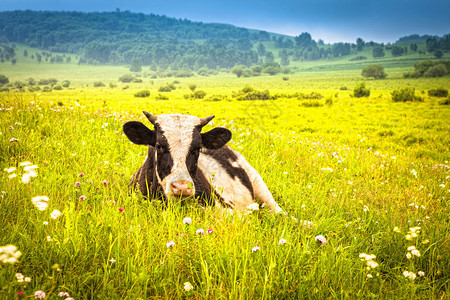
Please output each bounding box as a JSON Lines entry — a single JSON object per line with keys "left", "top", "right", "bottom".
{"left": 156, "top": 114, "right": 201, "bottom": 149}
{"left": 156, "top": 114, "right": 202, "bottom": 130}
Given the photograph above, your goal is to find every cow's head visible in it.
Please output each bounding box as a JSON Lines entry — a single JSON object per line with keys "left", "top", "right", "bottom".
{"left": 123, "top": 112, "right": 231, "bottom": 200}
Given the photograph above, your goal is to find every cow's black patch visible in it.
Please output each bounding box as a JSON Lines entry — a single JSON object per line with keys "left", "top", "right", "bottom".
{"left": 194, "top": 168, "right": 230, "bottom": 207}
{"left": 203, "top": 146, "right": 254, "bottom": 197}
{"left": 155, "top": 127, "right": 173, "bottom": 182}
{"left": 186, "top": 128, "right": 202, "bottom": 178}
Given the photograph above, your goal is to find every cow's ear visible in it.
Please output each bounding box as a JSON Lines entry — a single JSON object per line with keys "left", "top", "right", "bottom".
{"left": 123, "top": 121, "right": 156, "bottom": 146}
{"left": 201, "top": 127, "right": 232, "bottom": 149}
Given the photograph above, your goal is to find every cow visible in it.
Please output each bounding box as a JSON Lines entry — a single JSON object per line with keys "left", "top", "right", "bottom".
{"left": 123, "top": 112, "right": 286, "bottom": 215}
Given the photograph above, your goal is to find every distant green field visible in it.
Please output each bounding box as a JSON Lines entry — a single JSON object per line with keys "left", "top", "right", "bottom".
{"left": 0, "top": 54, "right": 449, "bottom": 299}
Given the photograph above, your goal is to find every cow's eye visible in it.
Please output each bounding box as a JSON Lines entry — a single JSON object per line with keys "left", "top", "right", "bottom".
{"left": 190, "top": 147, "right": 200, "bottom": 155}
{"left": 156, "top": 144, "right": 166, "bottom": 153}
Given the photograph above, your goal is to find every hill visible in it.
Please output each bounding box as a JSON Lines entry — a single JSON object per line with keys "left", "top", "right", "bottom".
{"left": 0, "top": 10, "right": 449, "bottom": 72}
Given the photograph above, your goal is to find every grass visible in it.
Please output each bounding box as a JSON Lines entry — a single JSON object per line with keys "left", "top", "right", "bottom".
{"left": 0, "top": 57, "right": 449, "bottom": 299}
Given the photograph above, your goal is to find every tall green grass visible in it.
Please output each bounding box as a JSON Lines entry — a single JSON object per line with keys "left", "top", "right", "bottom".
{"left": 0, "top": 77, "right": 449, "bottom": 299}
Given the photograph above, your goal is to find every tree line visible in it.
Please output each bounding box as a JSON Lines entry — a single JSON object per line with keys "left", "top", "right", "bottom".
{"left": 0, "top": 10, "right": 448, "bottom": 70}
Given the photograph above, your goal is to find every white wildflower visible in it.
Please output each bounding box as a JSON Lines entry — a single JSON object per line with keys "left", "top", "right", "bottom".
{"left": 252, "top": 246, "right": 260, "bottom": 252}
{"left": 32, "top": 196, "right": 49, "bottom": 211}
{"left": 315, "top": 235, "right": 327, "bottom": 245}
{"left": 278, "top": 238, "right": 287, "bottom": 245}
{"left": 184, "top": 281, "right": 194, "bottom": 291}
{"left": 0, "top": 244, "right": 22, "bottom": 264}
{"left": 50, "top": 210, "right": 61, "bottom": 219}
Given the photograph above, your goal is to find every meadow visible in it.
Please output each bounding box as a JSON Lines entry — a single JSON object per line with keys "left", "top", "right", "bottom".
{"left": 0, "top": 57, "right": 449, "bottom": 299}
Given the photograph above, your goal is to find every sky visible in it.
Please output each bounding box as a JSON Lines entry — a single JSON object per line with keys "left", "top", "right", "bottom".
{"left": 1, "top": 0, "right": 449, "bottom": 43}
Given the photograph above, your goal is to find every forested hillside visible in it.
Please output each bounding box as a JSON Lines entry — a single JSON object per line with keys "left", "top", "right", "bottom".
{"left": 0, "top": 10, "right": 449, "bottom": 71}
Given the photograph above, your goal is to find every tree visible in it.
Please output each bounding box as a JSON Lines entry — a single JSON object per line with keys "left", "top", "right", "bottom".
{"left": 236, "top": 39, "right": 252, "bottom": 52}
{"left": 265, "top": 51, "right": 274, "bottom": 63}
{"left": 410, "top": 44, "right": 418, "bottom": 51}
{"left": 423, "top": 64, "right": 448, "bottom": 77}
{"left": 361, "top": 65, "right": 387, "bottom": 79}
{"left": 279, "top": 50, "right": 290, "bottom": 66}
{"left": 295, "top": 32, "right": 315, "bottom": 48}
{"left": 426, "top": 37, "right": 439, "bottom": 53}
{"left": 231, "top": 65, "right": 246, "bottom": 77}
{"left": 262, "top": 62, "right": 281, "bottom": 75}
{"left": 391, "top": 46, "right": 405, "bottom": 57}
{"left": 356, "top": 38, "right": 365, "bottom": 51}
{"left": 434, "top": 49, "right": 444, "bottom": 59}
{"left": 372, "top": 47, "right": 385, "bottom": 58}
{"left": 0, "top": 74, "right": 9, "bottom": 86}
{"left": 23, "top": 49, "right": 28, "bottom": 57}
{"left": 119, "top": 74, "right": 135, "bottom": 83}
{"left": 257, "top": 43, "right": 266, "bottom": 56}
{"left": 130, "top": 58, "right": 142, "bottom": 72}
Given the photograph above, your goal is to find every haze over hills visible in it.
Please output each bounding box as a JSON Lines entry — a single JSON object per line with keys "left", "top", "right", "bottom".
{"left": 0, "top": 10, "right": 449, "bottom": 71}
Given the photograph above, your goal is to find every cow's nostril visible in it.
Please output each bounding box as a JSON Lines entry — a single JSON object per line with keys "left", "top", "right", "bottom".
{"left": 170, "top": 180, "right": 194, "bottom": 197}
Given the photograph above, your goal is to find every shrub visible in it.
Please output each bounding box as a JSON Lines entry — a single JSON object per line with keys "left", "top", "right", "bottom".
{"left": 361, "top": 65, "right": 387, "bottom": 79}
{"left": 27, "top": 78, "right": 36, "bottom": 86}
{"left": 134, "top": 90, "right": 150, "bottom": 98}
{"left": 118, "top": 74, "right": 135, "bottom": 83}
{"left": 340, "top": 86, "right": 348, "bottom": 90}
{"left": 262, "top": 62, "right": 281, "bottom": 75}
{"left": 413, "top": 60, "right": 434, "bottom": 76}
{"left": 251, "top": 65, "right": 263, "bottom": 75}
{"left": 301, "top": 100, "right": 323, "bottom": 107}
{"left": 93, "top": 81, "right": 105, "bottom": 87}
{"left": 155, "top": 94, "right": 169, "bottom": 100}
{"left": 405, "top": 60, "right": 450, "bottom": 78}
{"left": 37, "top": 79, "right": 49, "bottom": 85}
{"left": 438, "top": 97, "right": 450, "bottom": 105}
{"left": 188, "top": 84, "right": 197, "bottom": 92}
{"left": 132, "top": 78, "right": 143, "bottom": 83}
{"left": 53, "top": 85, "right": 63, "bottom": 90}
{"left": 282, "top": 77, "right": 289, "bottom": 81}
{"left": 423, "top": 64, "right": 448, "bottom": 78}
{"left": 174, "top": 70, "right": 194, "bottom": 78}
{"left": 241, "top": 69, "right": 253, "bottom": 77}
{"left": 14, "top": 81, "right": 26, "bottom": 88}
{"left": 353, "top": 83, "right": 370, "bottom": 98}
{"left": 159, "top": 83, "right": 176, "bottom": 92}
{"left": 428, "top": 88, "right": 448, "bottom": 97}
{"left": 391, "top": 88, "right": 422, "bottom": 102}
{"left": 48, "top": 78, "right": 58, "bottom": 86}
{"left": 191, "top": 90, "right": 206, "bottom": 99}
{"left": 232, "top": 86, "right": 271, "bottom": 100}
{"left": 61, "top": 80, "right": 70, "bottom": 88}
{"left": 42, "top": 86, "right": 52, "bottom": 92}
{"left": 109, "top": 82, "right": 117, "bottom": 89}
{"left": 0, "top": 74, "right": 9, "bottom": 86}
{"left": 28, "top": 86, "right": 40, "bottom": 92}
{"left": 205, "top": 94, "right": 228, "bottom": 101}
{"left": 299, "top": 92, "right": 323, "bottom": 100}
{"left": 350, "top": 56, "right": 367, "bottom": 61}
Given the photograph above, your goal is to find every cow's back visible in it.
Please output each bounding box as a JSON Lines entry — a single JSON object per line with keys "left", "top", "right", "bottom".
{"left": 197, "top": 145, "right": 260, "bottom": 210}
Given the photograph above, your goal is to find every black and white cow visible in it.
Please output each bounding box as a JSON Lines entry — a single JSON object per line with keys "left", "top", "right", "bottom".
{"left": 123, "top": 112, "right": 285, "bottom": 214}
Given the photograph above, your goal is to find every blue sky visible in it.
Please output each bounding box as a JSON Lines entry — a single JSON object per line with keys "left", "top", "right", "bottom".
{"left": 1, "top": 0, "right": 449, "bottom": 43}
